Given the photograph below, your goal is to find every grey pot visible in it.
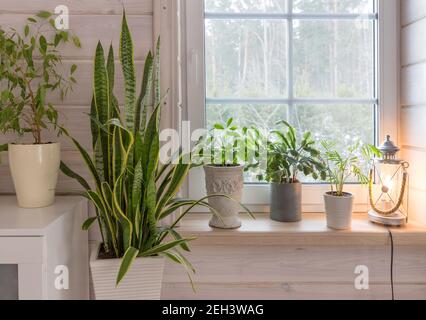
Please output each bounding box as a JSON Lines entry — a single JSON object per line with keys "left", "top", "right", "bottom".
{"left": 270, "top": 182, "right": 302, "bottom": 222}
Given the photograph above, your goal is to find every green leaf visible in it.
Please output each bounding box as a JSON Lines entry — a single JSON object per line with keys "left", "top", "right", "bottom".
{"left": 60, "top": 161, "right": 91, "bottom": 190}
{"left": 140, "top": 238, "right": 195, "bottom": 257}
{"left": 120, "top": 10, "right": 136, "bottom": 135}
{"left": 70, "top": 64, "right": 77, "bottom": 74}
{"left": 24, "top": 25, "right": 29, "bottom": 37}
{"left": 214, "top": 123, "right": 224, "bottom": 130}
{"left": 72, "top": 36, "right": 81, "bottom": 48}
{"left": 116, "top": 247, "right": 139, "bottom": 286}
{"left": 226, "top": 118, "right": 233, "bottom": 127}
{"left": 82, "top": 217, "right": 97, "bottom": 230}
{"left": 36, "top": 11, "right": 52, "bottom": 19}
{"left": 39, "top": 36, "right": 47, "bottom": 53}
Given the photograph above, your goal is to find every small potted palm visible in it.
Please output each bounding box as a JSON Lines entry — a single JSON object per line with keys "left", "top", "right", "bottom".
{"left": 195, "top": 118, "right": 254, "bottom": 229}
{"left": 0, "top": 11, "right": 80, "bottom": 208}
{"left": 321, "top": 141, "right": 380, "bottom": 230}
{"left": 260, "top": 121, "right": 326, "bottom": 222}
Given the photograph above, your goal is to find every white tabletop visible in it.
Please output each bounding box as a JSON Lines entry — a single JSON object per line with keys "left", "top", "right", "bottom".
{"left": 0, "top": 196, "right": 86, "bottom": 236}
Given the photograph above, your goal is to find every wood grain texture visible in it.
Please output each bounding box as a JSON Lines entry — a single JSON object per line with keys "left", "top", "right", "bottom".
{"left": 0, "top": 0, "right": 153, "bottom": 15}
{"left": 400, "top": 106, "right": 426, "bottom": 149}
{"left": 0, "top": 14, "right": 152, "bottom": 60}
{"left": 174, "top": 213, "right": 426, "bottom": 246}
{"left": 400, "top": 147, "right": 426, "bottom": 192}
{"left": 401, "top": 17, "right": 426, "bottom": 66}
{"left": 161, "top": 214, "right": 426, "bottom": 300}
{"left": 401, "top": 63, "right": 426, "bottom": 107}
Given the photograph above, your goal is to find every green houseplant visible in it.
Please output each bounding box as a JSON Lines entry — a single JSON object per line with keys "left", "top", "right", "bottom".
{"left": 321, "top": 141, "right": 380, "bottom": 230}
{"left": 61, "top": 12, "right": 227, "bottom": 299}
{"left": 260, "top": 121, "right": 326, "bottom": 222}
{"left": 195, "top": 118, "right": 255, "bottom": 229}
{"left": 0, "top": 11, "right": 80, "bottom": 208}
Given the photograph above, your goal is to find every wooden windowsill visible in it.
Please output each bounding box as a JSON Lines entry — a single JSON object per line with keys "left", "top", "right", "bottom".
{"left": 178, "top": 213, "right": 426, "bottom": 246}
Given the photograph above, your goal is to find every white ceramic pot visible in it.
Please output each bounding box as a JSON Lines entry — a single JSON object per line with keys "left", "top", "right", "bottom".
{"left": 90, "top": 243, "right": 165, "bottom": 300}
{"left": 204, "top": 165, "right": 244, "bottom": 229}
{"left": 8, "top": 143, "right": 60, "bottom": 208}
{"left": 324, "top": 192, "right": 354, "bottom": 230}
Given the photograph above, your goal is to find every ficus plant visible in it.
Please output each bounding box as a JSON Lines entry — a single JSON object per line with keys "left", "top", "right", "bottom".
{"left": 60, "top": 11, "right": 235, "bottom": 286}
{"left": 259, "top": 121, "right": 327, "bottom": 184}
{"left": 321, "top": 140, "right": 381, "bottom": 196}
{"left": 0, "top": 11, "right": 80, "bottom": 146}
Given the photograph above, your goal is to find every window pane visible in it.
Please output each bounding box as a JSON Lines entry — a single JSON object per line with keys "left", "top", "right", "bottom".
{"left": 207, "top": 103, "right": 290, "bottom": 183}
{"left": 293, "top": 20, "right": 374, "bottom": 99}
{"left": 205, "top": 0, "right": 287, "bottom": 13}
{"left": 293, "top": 0, "right": 375, "bottom": 14}
{"left": 292, "top": 104, "right": 375, "bottom": 148}
{"left": 205, "top": 19, "right": 288, "bottom": 99}
{"left": 206, "top": 103, "right": 289, "bottom": 129}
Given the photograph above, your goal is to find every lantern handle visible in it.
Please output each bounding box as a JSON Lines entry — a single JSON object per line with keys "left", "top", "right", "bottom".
{"left": 368, "top": 169, "right": 408, "bottom": 216}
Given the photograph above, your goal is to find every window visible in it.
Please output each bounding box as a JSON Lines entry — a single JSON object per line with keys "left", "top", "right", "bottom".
{"left": 184, "top": 0, "right": 399, "bottom": 210}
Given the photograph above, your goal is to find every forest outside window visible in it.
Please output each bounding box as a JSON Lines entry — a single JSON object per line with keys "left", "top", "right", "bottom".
{"left": 204, "top": 0, "right": 378, "bottom": 183}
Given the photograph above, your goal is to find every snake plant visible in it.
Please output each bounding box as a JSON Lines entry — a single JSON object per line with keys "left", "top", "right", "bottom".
{"left": 60, "top": 11, "right": 226, "bottom": 285}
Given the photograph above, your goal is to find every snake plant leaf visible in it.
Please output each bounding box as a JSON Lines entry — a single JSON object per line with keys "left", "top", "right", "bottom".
{"left": 107, "top": 44, "right": 115, "bottom": 96}
{"left": 61, "top": 127, "right": 102, "bottom": 190}
{"left": 139, "top": 238, "right": 195, "bottom": 257}
{"left": 113, "top": 173, "right": 133, "bottom": 251}
{"left": 93, "top": 41, "right": 110, "bottom": 182}
{"left": 116, "top": 246, "right": 139, "bottom": 286}
{"left": 155, "top": 162, "right": 191, "bottom": 218}
{"left": 60, "top": 161, "right": 91, "bottom": 191}
{"left": 119, "top": 10, "right": 136, "bottom": 134}
{"left": 135, "top": 50, "right": 153, "bottom": 135}
{"left": 82, "top": 217, "right": 98, "bottom": 230}
{"left": 90, "top": 97, "right": 99, "bottom": 149}
{"left": 153, "top": 37, "right": 161, "bottom": 109}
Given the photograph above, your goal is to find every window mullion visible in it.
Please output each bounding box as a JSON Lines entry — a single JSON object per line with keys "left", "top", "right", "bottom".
{"left": 287, "top": 0, "right": 294, "bottom": 123}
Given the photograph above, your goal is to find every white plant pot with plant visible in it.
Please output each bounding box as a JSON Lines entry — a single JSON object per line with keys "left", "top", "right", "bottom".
{"left": 0, "top": 11, "right": 80, "bottom": 208}
{"left": 196, "top": 118, "right": 254, "bottom": 229}
{"left": 321, "top": 141, "right": 380, "bottom": 230}
{"left": 61, "top": 13, "right": 233, "bottom": 299}
{"left": 259, "top": 121, "right": 326, "bottom": 222}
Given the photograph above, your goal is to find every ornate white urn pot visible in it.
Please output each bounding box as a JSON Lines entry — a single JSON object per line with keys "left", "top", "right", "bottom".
{"left": 204, "top": 165, "right": 244, "bottom": 229}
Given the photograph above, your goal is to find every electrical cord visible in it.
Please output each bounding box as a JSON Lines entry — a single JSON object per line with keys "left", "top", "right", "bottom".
{"left": 387, "top": 228, "right": 395, "bottom": 300}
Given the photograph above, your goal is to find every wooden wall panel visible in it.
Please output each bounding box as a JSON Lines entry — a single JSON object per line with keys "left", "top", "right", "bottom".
{"left": 161, "top": 244, "right": 426, "bottom": 300}
{"left": 0, "top": 0, "right": 153, "bottom": 15}
{"left": 401, "top": 0, "right": 426, "bottom": 26}
{"left": 0, "top": 14, "right": 153, "bottom": 60}
{"left": 400, "top": 106, "right": 426, "bottom": 149}
{"left": 401, "top": 17, "right": 426, "bottom": 66}
{"left": 0, "top": 1, "right": 153, "bottom": 194}
{"left": 400, "top": 0, "right": 426, "bottom": 225}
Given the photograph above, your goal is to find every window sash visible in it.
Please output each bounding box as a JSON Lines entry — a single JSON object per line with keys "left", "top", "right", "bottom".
{"left": 184, "top": 0, "right": 399, "bottom": 210}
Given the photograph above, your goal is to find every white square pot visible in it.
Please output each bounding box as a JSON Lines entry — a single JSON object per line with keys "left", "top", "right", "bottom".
{"left": 90, "top": 243, "right": 165, "bottom": 300}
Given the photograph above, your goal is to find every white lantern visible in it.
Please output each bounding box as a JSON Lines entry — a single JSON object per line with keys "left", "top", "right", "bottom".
{"left": 368, "top": 136, "right": 409, "bottom": 227}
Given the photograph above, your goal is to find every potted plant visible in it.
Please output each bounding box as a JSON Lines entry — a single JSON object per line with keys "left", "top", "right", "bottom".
{"left": 0, "top": 11, "right": 80, "bottom": 208}
{"left": 61, "top": 12, "right": 225, "bottom": 300}
{"left": 321, "top": 141, "right": 380, "bottom": 230}
{"left": 195, "top": 118, "right": 254, "bottom": 229}
{"left": 260, "top": 121, "right": 326, "bottom": 222}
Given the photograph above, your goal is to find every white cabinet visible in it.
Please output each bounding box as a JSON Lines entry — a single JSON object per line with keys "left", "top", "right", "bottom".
{"left": 0, "top": 196, "right": 89, "bottom": 300}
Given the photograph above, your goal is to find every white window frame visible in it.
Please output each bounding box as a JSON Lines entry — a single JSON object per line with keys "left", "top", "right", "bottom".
{"left": 183, "top": 0, "right": 399, "bottom": 212}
